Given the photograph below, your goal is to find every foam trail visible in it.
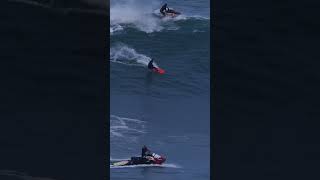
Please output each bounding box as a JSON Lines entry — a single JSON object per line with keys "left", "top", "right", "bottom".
{"left": 110, "top": 157, "right": 131, "bottom": 161}
{"left": 110, "top": 115, "right": 147, "bottom": 164}
{"left": 110, "top": 163, "right": 181, "bottom": 169}
{"left": 110, "top": 44, "right": 159, "bottom": 68}
{"left": 110, "top": 114, "right": 146, "bottom": 138}
{"left": 110, "top": 115, "right": 144, "bottom": 123}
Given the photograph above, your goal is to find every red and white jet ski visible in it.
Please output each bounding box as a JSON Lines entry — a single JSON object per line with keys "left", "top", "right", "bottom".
{"left": 111, "top": 153, "right": 166, "bottom": 167}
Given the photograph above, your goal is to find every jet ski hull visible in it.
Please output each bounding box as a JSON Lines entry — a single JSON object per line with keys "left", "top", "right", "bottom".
{"left": 163, "top": 11, "right": 181, "bottom": 18}
{"left": 153, "top": 9, "right": 181, "bottom": 18}
{"left": 111, "top": 156, "right": 166, "bottom": 167}
{"left": 164, "top": 9, "right": 181, "bottom": 17}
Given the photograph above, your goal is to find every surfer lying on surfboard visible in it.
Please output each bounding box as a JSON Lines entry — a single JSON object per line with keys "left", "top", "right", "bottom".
{"left": 148, "top": 59, "right": 165, "bottom": 74}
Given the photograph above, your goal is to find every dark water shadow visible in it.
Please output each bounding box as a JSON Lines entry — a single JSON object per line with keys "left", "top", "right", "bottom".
{"left": 145, "top": 71, "right": 154, "bottom": 87}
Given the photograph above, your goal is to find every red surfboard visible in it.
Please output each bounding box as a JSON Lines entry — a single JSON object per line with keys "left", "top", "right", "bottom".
{"left": 153, "top": 67, "right": 165, "bottom": 74}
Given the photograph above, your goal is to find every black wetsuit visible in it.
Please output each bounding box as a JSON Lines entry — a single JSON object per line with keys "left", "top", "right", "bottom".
{"left": 129, "top": 157, "right": 152, "bottom": 165}
{"left": 160, "top": 4, "right": 167, "bottom": 15}
{"left": 142, "top": 146, "right": 152, "bottom": 157}
{"left": 128, "top": 146, "right": 153, "bottom": 165}
{"left": 148, "top": 59, "right": 156, "bottom": 70}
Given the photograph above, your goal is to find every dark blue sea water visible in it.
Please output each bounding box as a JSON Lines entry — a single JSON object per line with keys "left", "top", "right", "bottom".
{"left": 110, "top": 0, "right": 210, "bottom": 179}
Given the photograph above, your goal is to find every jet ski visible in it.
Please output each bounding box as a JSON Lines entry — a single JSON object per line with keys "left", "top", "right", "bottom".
{"left": 153, "top": 9, "right": 181, "bottom": 18}
{"left": 163, "top": 9, "right": 181, "bottom": 18}
{"left": 111, "top": 153, "right": 166, "bottom": 167}
{"left": 159, "top": 3, "right": 181, "bottom": 18}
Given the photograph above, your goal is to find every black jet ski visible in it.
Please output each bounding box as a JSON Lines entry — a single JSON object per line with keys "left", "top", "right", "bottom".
{"left": 111, "top": 153, "right": 166, "bottom": 167}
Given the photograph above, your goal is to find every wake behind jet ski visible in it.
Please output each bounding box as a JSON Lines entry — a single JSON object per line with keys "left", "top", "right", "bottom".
{"left": 111, "top": 146, "right": 166, "bottom": 166}
{"left": 160, "top": 3, "right": 181, "bottom": 18}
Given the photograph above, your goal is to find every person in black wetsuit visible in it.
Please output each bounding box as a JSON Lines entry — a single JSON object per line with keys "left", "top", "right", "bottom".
{"left": 160, "top": 3, "right": 169, "bottom": 15}
{"left": 148, "top": 59, "right": 157, "bottom": 71}
{"left": 142, "top": 145, "right": 152, "bottom": 157}
{"left": 160, "top": 3, "right": 180, "bottom": 16}
{"left": 129, "top": 145, "right": 154, "bottom": 165}
{"left": 141, "top": 145, "right": 154, "bottom": 163}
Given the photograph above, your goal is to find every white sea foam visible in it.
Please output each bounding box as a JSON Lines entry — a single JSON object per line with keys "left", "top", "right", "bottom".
{"left": 110, "top": 163, "right": 181, "bottom": 169}
{"left": 110, "top": 0, "right": 210, "bottom": 34}
{"left": 110, "top": 0, "right": 163, "bottom": 33}
{"left": 110, "top": 44, "right": 159, "bottom": 68}
{"left": 110, "top": 114, "right": 146, "bottom": 138}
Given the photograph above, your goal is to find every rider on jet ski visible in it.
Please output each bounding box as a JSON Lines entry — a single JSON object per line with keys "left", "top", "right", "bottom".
{"left": 129, "top": 145, "right": 155, "bottom": 165}
{"left": 141, "top": 145, "right": 154, "bottom": 162}
{"left": 160, "top": 3, "right": 179, "bottom": 16}
{"left": 142, "top": 145, "right": 152, "bottom": 157}
{"left": 112, "top": 146, "right": 166, "bottom": 166}
{"left": 160, "top": 3, "right": 169, "bottom": 15}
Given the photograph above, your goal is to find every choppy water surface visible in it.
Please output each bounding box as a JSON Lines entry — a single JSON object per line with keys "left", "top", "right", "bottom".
{"left": 110, "top": 0, "right": 210, "bottom": 179}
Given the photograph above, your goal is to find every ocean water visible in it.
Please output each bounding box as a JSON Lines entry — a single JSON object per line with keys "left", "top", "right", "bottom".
{"left": 110, "top": 0, "right": 210, "bottom": 179}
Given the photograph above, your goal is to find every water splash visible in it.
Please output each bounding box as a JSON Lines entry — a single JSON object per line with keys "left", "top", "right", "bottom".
{"left": 110, "top": 44, "right": 159, "bottom": 68}
{"left": 110, "top": 0, "right": 163, "bottom": 33}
